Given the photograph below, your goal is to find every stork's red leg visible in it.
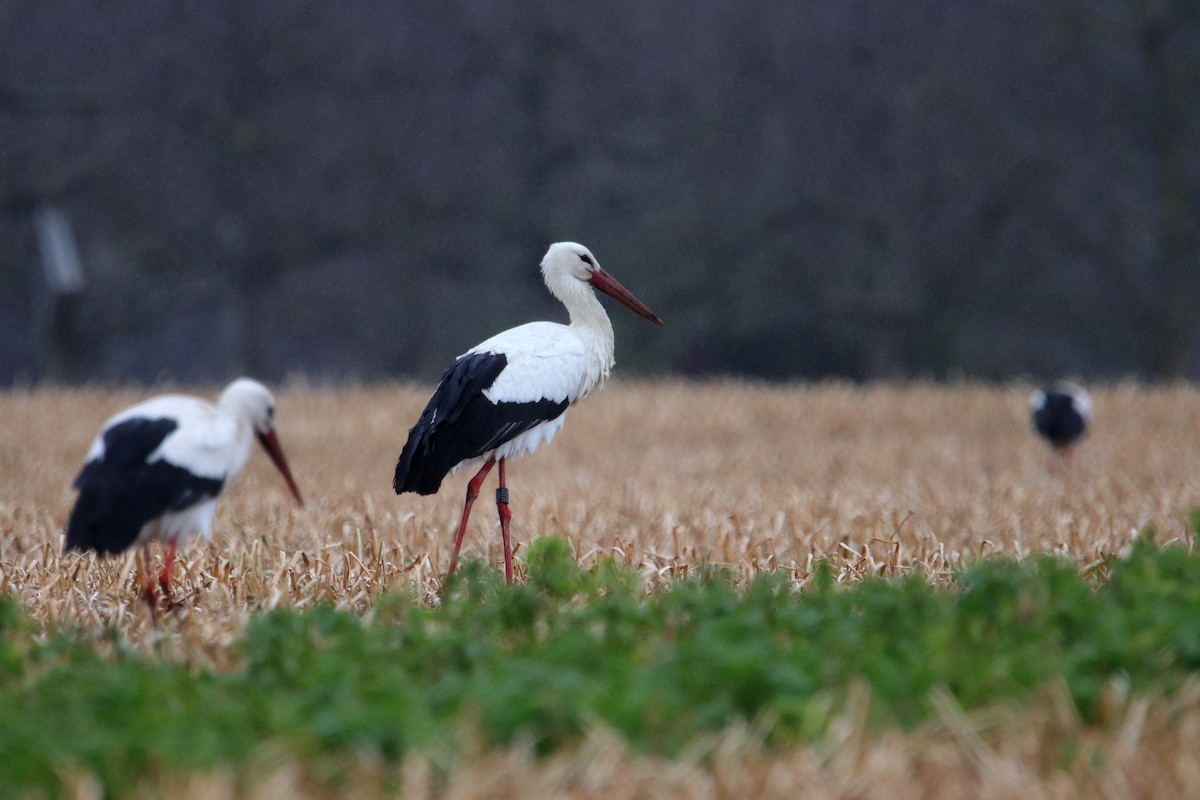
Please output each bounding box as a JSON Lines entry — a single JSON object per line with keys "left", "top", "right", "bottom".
{"left": 159, "top": 540, "right": 178, "bottom": 601}
{"left": 496, "top": 457, "right": 513, "bottom": 584}
{"left": 448, "top": 457, "right": 496, "bottom": 578}
{"left": 140, "top": 543, "right": 160, "bottom": 617}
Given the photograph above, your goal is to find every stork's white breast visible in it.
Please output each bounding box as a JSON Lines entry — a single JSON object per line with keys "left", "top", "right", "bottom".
{"left": 467, "top": 321, "right": 591, "bottom": 405}
{"left": 89, "top": 395, "right": 243, "bottom": 480}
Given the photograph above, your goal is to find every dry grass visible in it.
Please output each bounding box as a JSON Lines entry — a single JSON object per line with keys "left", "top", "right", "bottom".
{"left": 4, "top": 380, "right": 1200, "bottom": 797}
{"left": 3, "top": 380, "right": 1200, "bottom": 648}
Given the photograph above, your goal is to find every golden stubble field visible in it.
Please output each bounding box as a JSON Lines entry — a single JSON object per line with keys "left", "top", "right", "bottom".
{"left": 3, "top": 380, "right": 1200, "bottom": 798}
{"left": 3, "top": 380, "right": 1200, "bottom": 650}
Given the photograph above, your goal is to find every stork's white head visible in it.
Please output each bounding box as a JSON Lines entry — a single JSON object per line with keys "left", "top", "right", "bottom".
{"left": 218, "top": 377, "right": 304, "bottom": 505}
{"left": 541, "top": 241, "right": 598, "bottom": 284}
{"left": 218, "top": 378, "right": 279, "bottom": 435}
{"left": 540, "top": 242, "right": 664, "bottom": 326}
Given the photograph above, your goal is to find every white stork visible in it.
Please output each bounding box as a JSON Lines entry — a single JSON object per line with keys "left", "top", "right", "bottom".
{"left": 65, "top": 378, "right": 304, "bottom": 611}
{"left": 393, "top": 241, "right": 663, "bottom": 583}
{"left": 1030, "top": 380, "right": 1092, "bottom": 462}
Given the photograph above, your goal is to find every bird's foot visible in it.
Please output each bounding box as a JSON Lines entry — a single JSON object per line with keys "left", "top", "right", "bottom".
{"left": 142, "top": 584, "right": 162, "bottom": 626}
{"left": 161, "top": 589, "right": 193, "bottom": 612}
{"left": 144, "top": 580, "right": 191, "bottom": 615}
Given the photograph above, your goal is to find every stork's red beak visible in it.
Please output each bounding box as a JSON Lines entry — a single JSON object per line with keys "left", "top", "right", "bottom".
{"left": 588, "top": 268, "right": 664, "bottom": 326}
{"left": 256, "top": 429, "right": 305, "bottom": 506}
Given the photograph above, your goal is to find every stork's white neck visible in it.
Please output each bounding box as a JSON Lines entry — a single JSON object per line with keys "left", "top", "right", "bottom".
{"left": 216, "top": 381, "right": 269, "bottom": 481}
{"left": 215, "top": 400, "right": 256, "bottom": 482}
{"left": 550, "top": 274, "right": 616, "bottom": 395}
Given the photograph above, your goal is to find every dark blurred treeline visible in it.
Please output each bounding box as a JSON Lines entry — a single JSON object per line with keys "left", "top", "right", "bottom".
{"left": 1, "top": 1, "right": 1198, "bottom": 385}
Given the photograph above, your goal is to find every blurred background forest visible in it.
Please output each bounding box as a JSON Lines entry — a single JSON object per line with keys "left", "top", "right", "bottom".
{"left": 1, "top": 0, "right": 1198, "bottom": 386}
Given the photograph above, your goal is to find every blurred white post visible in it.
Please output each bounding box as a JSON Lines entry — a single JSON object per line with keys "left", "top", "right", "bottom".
{"left": 34, "top": 205, "right": 86, "bottom": 294}
{"left": 32, "top": 205, "right": 88, "bottom": 380}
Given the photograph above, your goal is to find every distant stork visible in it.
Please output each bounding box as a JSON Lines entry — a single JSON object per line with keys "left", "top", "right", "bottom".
{"left": 394, "top": 242, "right": 663, "bottom": 583}
{"left": 65, "top": 378, "right": 304, "bottom": 612}
{"left": 1030, "top": 380, "right": 1092, "bottom": 462}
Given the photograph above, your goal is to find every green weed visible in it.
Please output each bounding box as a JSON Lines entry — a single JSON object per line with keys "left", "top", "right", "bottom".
{"left": 2, "top": 537, "right": 1200, "bottom": 794}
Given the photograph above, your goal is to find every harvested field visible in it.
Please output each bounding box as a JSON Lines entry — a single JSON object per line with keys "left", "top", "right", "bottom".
{"left": 2, "top": 380, "right": 1199, "bottom": 651}
{"left": 3, "top": 381, "right": 1200, "bottom": 799}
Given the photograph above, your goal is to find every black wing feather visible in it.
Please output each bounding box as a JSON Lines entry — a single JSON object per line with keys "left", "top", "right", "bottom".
{"left": 393, "top": 352, "right": 570, "bottom": 495}
{"left": 1032, "top": 392, "right": 1088, "bottom": 448}
{"left": 65, "top": 416, "right": 225, "bottom": 555}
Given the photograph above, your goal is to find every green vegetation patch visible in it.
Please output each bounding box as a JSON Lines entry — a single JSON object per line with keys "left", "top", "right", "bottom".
{"left": 4, "top": 537, "right": 1200, "bottom": 794}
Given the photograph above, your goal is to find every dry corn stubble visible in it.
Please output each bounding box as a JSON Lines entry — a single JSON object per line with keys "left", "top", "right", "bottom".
{"left": 4, "top": 380, "right": 1200, "bottom": 798}
{"left": 3, "top": 381, "right": 1200, "bottom": 652}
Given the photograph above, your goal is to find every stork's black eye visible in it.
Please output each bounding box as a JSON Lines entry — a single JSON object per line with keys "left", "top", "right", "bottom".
{"left": 579, "top": 253, "right": 594, "bottom": 266}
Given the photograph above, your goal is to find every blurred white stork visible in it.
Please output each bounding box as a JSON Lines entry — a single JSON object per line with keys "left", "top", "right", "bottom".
{"left": 65, "top": 378, "right": 304, "bottom": 612}
{"left": 393, "top": 242, "right": 663, "bottom": 583}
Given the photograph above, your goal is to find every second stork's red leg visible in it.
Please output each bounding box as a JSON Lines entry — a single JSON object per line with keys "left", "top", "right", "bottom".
{"left": 496, "top": 457, "right": 513, "bottom": 583}
{"left": 159, "top": 540, "right": 179, "bottom": 604}
{"left": 140, "top": 543, "right": 160, "bottom": 619}
{"left": 448, "top": 457, "right": 496, "bottom": 578}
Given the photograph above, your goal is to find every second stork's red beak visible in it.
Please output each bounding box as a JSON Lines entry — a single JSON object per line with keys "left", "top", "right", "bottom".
{"left": 588, "top": 268, "right": 664, "bottom": 326}
{"left": 256, "top": 429, "right": 305, "bottom": 506}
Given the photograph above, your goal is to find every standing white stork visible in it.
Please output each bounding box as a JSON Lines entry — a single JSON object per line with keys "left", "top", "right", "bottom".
{"left": 65, "top": 378, "right": 304, "bottom": 612}
{"left": 393, "top": 242, "right": 663, "bottom": 583}
{"left": 1030, "top": 380, "right": 1092, "bottom": 463}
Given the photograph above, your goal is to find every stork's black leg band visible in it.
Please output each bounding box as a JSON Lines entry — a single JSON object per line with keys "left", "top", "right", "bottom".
{"left": 496, "top": 488, "right": 509, "bottom": 505}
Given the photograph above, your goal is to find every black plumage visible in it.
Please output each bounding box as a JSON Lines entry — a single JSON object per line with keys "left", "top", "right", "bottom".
{"left": 393, "top": 352, "right": 569, "bottom": 496}
{"left": 1032, "top": 385, "right": 1090, "bottom": 450}
{"left": 65, "top": 417, "right": 225, "bottom": 556}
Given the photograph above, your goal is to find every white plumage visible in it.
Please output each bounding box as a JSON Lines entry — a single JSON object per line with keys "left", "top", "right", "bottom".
{"left": 85, "top": 396, "right": 247, "bottom": 491}
{"left": 66, "top": 378, "right": 303, "bottom": 613}
{"left": 462, "top": 323, "right": 583, "bottom": 468}
{"left": 394, "top": 242, "right": 663, "bottom": 583}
